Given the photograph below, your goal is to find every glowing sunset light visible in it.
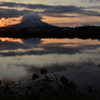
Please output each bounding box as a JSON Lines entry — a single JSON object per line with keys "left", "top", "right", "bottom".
{"left": 0, "top": 18, "right": 5, "bottom": 27}
{"left": 0, "top": 17, "right": 22, "bottom": 27}
{"left": 0, "top": 1, "right": 100, "bottom": 27}
{"left": 41, "top": 38, "right": 100, "bottom": 45}
{"left": 1, "top": 18, "right": 5, "bottom": 21}
{"left": 0, "top": 38, "right": 23, "bottom": 43}
{"left": 42, "top": 16, "right": 100, "bottom": 27}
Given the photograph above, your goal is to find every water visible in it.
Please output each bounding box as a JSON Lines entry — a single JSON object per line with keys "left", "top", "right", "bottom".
{"left": 0, "top": 37, "right": 100, "bottom": 90}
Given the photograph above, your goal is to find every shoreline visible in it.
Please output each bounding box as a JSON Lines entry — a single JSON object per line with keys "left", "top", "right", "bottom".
{"left": 0, "top": 30, "right": 100, "bottom": 39}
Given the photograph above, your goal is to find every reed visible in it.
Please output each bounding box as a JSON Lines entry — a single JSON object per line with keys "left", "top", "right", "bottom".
{"left": 0, "top": 68, "right": 100, "bottom": 100}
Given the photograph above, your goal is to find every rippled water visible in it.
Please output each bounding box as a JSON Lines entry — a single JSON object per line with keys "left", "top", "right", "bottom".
{"left": 0, "top": 37, "right": 100, "bottom": 90}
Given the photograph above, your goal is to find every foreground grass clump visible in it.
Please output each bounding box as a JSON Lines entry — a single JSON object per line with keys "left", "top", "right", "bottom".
{"left": 0, "top": 69, "right": 100, "bottom": 100}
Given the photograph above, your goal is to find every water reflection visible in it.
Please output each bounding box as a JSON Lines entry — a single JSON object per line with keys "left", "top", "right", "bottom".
{"left": 0, "top": 37, "right": 100, "bottom": 89}
{"left": 0, "top": 38, "right": 23, "bottom": 43}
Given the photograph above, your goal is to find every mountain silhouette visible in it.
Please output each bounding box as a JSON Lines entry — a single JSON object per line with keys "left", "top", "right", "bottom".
{"left": 9, "top": 19, "right": 52, "bottom": 28}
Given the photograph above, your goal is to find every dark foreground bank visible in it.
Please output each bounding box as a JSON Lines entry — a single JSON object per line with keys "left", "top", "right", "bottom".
{"left": 0, "top": 30, "right": 100, "bottom": 39}
{"left": 0, "top": 69, "right": 100, "bottom": 100}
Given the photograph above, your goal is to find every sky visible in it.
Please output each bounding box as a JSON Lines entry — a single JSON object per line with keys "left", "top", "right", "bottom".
{"left": 0, "top": 0, "right": 100, "bottom": 27}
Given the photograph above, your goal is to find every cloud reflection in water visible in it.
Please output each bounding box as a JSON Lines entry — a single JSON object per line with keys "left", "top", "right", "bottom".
{"left": 0, "top": 37, "right": 100, "bottom": 89}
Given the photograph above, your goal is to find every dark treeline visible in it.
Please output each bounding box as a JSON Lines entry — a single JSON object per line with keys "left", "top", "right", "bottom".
{"left": 0, "top": 26, "right": 100, "bottom": 39}
{"left": 0, "top": 30, "right": 100, "bottom": 39}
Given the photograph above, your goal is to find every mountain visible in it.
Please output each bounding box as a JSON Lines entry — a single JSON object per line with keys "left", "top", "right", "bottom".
{"left": 8, "top": 19, "right": 53, "bottom": 28}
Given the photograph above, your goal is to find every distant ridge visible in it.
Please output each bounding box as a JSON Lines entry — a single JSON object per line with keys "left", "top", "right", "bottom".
{"left": 8, "top": 19, "right": 54, "bottom": 28}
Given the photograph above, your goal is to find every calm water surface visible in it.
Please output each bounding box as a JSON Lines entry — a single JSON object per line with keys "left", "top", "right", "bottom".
{"left": 0, "top": 37, "right": 100, "bottom": 89}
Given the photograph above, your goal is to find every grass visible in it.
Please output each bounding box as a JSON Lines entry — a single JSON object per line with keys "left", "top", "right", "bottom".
{"left": 0, "top": 68, "right": 100, "bottom": 100}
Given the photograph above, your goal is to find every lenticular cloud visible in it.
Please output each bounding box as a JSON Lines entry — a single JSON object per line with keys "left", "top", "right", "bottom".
{"left": 21, "top": 13, "right": 42, "bottom": 22}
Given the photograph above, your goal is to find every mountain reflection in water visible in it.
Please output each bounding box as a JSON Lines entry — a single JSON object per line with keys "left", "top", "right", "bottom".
{"left": 0, "top": 37, "right": 100, "bottom": 90}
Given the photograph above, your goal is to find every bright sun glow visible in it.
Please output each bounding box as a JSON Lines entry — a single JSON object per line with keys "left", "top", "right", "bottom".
{"left": 0, "top": 38, "right": 23, "bottom": 43}
{"left": 0, "top": 17, "right": 21, "bottom": 27}
{"left": 1, "top": 18, "right": 5, "bottom": 21}
{"left": 0, "top": 18, "right": 5, "bottom": 27}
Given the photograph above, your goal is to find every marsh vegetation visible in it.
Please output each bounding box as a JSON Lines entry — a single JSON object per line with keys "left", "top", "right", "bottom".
{"left": 0, "top": 69, "right": 100, "bottom": 100}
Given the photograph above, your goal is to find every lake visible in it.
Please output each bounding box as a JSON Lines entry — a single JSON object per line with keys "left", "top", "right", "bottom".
{"left": 0, "top": 37, "right": 100, "bottom": 90}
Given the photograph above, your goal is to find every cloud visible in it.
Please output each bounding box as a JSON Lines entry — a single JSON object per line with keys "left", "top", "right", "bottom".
{"left": 0, "top": 2, "right": 100, "bottom": 19}
{"left": 21, "top": 13, "right": 42, "bottom": 21}
{"left": 0, "top": 8, "right": 32, "bottom": 18}
{"left": 0, "top": 2, "right": 51, "bottom": 9}
{"left": 0, "top": 2, "right": 82, "bottom": 11}
{"left": 89, "top": 0, "right": 100, "bottom": 2}
{"left": 85, "top": 6, "right": 100, "bottom": 10}
{"left": 79, "top": 10, "right": 100, "bottom": 16}
{"left": 81, "top": 0, "right": 100, "bottom": 3}
{"left": 42, "top": 6, "right": 100, "bottom": 17}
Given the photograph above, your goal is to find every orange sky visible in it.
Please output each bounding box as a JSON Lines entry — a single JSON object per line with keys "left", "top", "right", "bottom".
{"left": 0, "top": 15, "right": 100, "bottom": 27}
{"left": 0, "top": 1, "right": 100, "bottom": 27}
{"left": 42, "top": 16, "right": 100, "bottom": 27}
{"left": 0, "top": 17, "right": 22, "bottom": 27}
